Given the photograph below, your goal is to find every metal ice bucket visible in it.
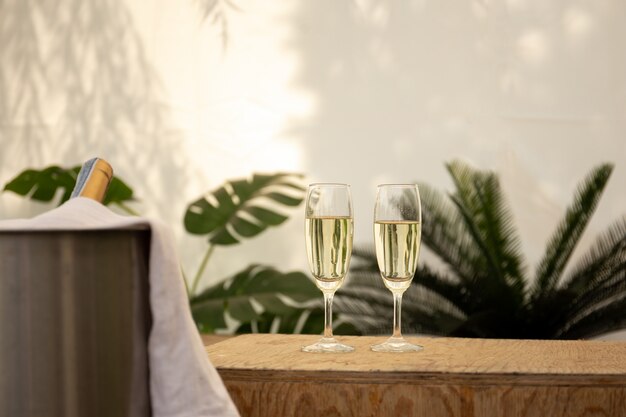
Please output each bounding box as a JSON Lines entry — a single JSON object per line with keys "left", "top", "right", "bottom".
{"left": 0, "top": 230, "right": 152, "bottom": 417}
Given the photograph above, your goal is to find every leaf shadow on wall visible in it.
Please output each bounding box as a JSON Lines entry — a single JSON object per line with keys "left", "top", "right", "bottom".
{"left": 0, "top": 0, "right": 193, "bottom": 224}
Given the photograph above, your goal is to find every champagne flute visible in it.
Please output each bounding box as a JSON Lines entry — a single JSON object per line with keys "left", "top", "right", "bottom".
{"left": 371, "top": 184, "right": 423, "bottom": 352}
{"left": 302, "top": 184, "right": 355, "bottom": 353}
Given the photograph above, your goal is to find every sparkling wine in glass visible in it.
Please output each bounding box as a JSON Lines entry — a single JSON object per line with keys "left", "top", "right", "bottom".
{"left": 371, "top": 184, "right": 423, "bottom": 353}
{"left": 302, "top": 184, "right": 355, "bottom": 353}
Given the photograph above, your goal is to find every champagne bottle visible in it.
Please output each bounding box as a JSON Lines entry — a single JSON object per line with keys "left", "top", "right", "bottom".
{"left": 70, "top": 158, "right": 114, "bottom": 203}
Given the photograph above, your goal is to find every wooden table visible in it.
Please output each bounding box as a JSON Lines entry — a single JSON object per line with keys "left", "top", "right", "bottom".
{"left": 205, "top": 334, "right": 626, "bottom": 417}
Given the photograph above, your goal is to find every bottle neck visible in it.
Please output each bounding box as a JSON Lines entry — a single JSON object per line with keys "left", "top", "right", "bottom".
{"left": 72, "top": 158, "right": 113, "bottom": 203}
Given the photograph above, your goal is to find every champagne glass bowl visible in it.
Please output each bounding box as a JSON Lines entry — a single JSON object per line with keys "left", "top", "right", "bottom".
{"left": 302, "top": 183, "right": 355, "bottom": 353}
{"left": 371, "top": 184, "right": 423, "bottom": 353}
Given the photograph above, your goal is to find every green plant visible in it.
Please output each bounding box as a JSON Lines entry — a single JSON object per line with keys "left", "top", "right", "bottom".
{"left": 183, "top": 173, "right": 331, "bottom": 334}
{"left": 183, "top": 173, "right": 306, "bottom": 293}
{"left": 338, "top": 161, "right": 626, "bottom": 339}
{"left": 3, "top": 165, "right": 136, "bottom": 214}
{"left": 190, "top": 265, "right": 319, "bottom": 333}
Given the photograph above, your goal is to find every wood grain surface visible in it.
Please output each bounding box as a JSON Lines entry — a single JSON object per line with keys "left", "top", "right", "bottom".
{"left": 201, "top": 334, "right": 232, "bottom": 347}
{"left": 206, "top": 334, "right": 626, "bottom": 417}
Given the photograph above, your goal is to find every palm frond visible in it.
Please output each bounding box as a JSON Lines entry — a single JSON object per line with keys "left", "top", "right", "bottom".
{"left": 533, "top": 164, "right": 613, "bottom": 297}
{"left": 350, "top": 248, "right": 472, "bottom": 315}
{"left": 350, "top": 246, "right": 379, "bottom": 272}
{"left": 447, "top": 161, "right": 527, "bottom": 302}
{"left": 522, "top": 288, "right": 578, "bottom": 339}
{"left": 342, "top": 161, "right": 624, "bottom": 340}
{"left": 561, "top": 216, "right": 626, "bottom": 294}
{"left": 337, "top": 265, "right": 466, "bottom": 335}
{"left": 413, "top": 264, "right": 472, "bottom": 314}
{"left": 523, "top": 217, "right": 626, "bottom": 339}
{"left": 403, "top": 280, "right": 468, "bottom": 335}
{"left": 565, "top": 263, "right": 626, "bottom": 319}
{"left": 336, "top": 291, "right": 464, "bottom": 336}
{"left": 335, "top": 272, "right": 396, "bottom": 334}
{"left": 333, "top": 284, "right": 392, "bottom": 334}
{"left": 418, "top": 183, "right": 483, "bottom": 283}
{"left": 449, "top": 310, "right": 508, "bottom": 338}
{"left": 552, "top": 223, "right": 626, "bottom": 337}
{"left": 568, "top": 274, "right": 626, "bottom": 323}
{"left": 555, "top": 295, "right": 626, "bottom": 339}
{"left": 544, "top": 217, "right": 626, "bottom": 338}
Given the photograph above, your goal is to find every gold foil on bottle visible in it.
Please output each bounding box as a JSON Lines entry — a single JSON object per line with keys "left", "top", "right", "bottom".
{"left": 79, "top": 159, "right": 113, "bottom": 203}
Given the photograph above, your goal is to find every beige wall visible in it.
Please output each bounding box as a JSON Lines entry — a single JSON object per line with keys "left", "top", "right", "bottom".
{"left": 1, "top": 0, "right": 625, "bottom": 335}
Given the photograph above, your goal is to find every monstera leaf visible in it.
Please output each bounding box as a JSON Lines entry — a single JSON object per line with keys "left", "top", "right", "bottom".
{"left": 190, "top": 265, "right": 319, "bottom": 333}
{"left": 3, "top": 165, "right": 134, "bottom": 207}
{"left": 184, "top": 173, "right": 305, "bottom": 245}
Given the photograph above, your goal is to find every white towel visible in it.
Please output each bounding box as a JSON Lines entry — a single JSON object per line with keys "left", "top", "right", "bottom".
{"left": 0, "top": 197, "right": 240, "bottom": 417}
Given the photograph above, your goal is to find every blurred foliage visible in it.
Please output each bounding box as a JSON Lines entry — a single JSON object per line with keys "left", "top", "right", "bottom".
{"left": 3, "top": 165, "right": 134, "bottom": 210}
{"left": 191, "top": 265, "right": 316, "bottom": 331}
{"left": 339, "top": 161, "right": 626, "bottom": 339}
{"left": 190, "top": 265, "right": 357, "bottom": 335}
{"left": 196, "top": 0, "right": 241, "bottom": 48}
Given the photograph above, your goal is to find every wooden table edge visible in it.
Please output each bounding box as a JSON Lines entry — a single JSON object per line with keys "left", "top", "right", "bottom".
{"left": 205, "top": 335, "right": 626, "bottom": 387}
{"left": 213, "top": 367, "right": 626, "bottom": 387}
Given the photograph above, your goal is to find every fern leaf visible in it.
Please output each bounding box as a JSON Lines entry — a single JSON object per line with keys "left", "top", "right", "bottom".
{"left": 552, "top": 217, "right": 626, "bottom": 334}
{"left": 533, "top": 164, "right": 613, "bottom": 296}
{"left": 561, "top": 216, "right": 626, "bottom": 294}
{"left": 555, "top": 295, "right": 626, "bottom": 339}
{"left": 447, "top": 161, "right": 527, "bottom": 302}
{"left": 419, "top": 183, "right": 483, "bottom": 283}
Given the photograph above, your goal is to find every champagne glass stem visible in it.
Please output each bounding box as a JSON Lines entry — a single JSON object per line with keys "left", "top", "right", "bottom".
{"left": 392, "top": 292, "right": 403, "bottom": 339}
{"left": 323, "top": 292, "right": 334, "bottom": 339}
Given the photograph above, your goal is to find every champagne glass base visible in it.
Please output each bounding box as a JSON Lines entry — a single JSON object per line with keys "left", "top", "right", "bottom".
{"left": 302, "top": 337, "right": 355, "bottom": 353}
{"left": 371, "top": 337, "right": 423, "bottom": 353}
